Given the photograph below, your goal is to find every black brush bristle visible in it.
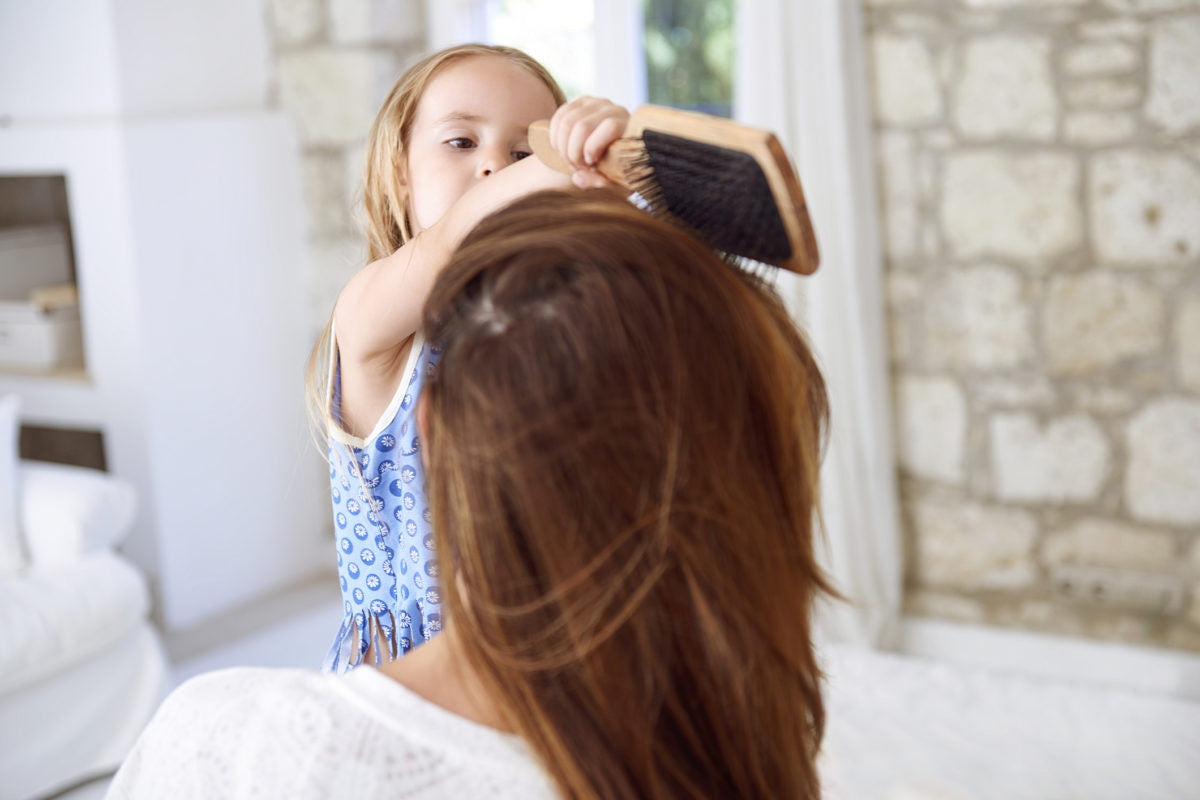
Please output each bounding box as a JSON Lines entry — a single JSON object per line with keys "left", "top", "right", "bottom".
{"left": 633, "top": 129, "right": 793, "bottom": 264}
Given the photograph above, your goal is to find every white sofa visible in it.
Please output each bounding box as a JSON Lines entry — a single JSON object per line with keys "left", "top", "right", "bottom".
{"left": 0, "top": 396, "right": 166, "bottom": 799}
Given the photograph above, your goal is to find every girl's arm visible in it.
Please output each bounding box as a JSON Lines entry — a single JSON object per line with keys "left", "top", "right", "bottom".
{"left": 333, "top": 155, "right": 572, "bottom": 438}
{"left": 334, "top": 99, "right": 631, "bottom": 439}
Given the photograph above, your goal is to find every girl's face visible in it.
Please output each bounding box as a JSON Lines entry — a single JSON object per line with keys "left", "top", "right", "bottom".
{"left": 402, "top": 55, "right": 560, "bottom": 233}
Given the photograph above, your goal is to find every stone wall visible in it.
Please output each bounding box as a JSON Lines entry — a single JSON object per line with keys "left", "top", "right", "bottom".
{"left": 262, "top": 0, "right": 427, "bottom": 331}
{"left": 866, "top": 0, "right": 1200, "bottom": 650}
{"left": 259, "top": 0, "right": 1200, "bottom": 651}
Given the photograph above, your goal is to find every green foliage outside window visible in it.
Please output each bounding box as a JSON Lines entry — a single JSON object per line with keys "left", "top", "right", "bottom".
{"left": 643, "top": 0, "right": 734, "bottom": 117}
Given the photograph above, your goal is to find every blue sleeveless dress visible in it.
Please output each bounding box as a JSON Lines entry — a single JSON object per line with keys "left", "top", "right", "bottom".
{"left": 322, "top": 332, "right": 441, "bottom": 672}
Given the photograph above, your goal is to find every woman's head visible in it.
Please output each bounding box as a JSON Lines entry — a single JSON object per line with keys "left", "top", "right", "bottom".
{"left": 422, "top": 191, "right": 832, "bottom": 799}
{"left": 363, "top": 44, "right": 565, "bottom": 260}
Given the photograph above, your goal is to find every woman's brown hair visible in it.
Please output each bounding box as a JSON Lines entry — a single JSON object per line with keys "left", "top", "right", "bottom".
{"left": 422, "top": 190, "right": 833, "bottom": 799}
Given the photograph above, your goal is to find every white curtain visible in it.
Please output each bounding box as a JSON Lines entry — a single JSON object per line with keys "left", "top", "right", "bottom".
{"left": 734, "top": 0, "right": 903, "bottom": 648}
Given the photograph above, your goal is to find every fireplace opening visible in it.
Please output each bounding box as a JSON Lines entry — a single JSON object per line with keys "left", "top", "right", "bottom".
{"left": 0, "top": 174, "right": 85, "bottom": 376}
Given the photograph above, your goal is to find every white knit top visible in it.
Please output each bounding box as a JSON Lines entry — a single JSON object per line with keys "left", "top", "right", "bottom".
{"left": 106, "top": 666, "right": 558, "bottom": 799}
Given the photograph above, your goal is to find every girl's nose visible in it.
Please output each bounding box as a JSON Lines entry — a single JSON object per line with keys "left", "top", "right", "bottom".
{"left": 478, "top": 145, "right": 506, "bottom": 178}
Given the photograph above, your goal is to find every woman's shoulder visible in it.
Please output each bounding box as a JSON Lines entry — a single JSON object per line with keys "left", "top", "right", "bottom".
{"left": 110, "top": 666, "right": 557, "bottom": 799}
{"left": 108, "top": 668, "right": 343, "bottom": 799}
{"left": 167, "top": 666, "right": 327, "bottom": 708}
{"left": 133, "top": 667, "right": 341, "bottom": 743}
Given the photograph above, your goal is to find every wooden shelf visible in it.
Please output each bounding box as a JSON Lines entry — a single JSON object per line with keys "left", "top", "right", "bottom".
{"left": 0, "top": 363, "right": 90, "bottom": 383}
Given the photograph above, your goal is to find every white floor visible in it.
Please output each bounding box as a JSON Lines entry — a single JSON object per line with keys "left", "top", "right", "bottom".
{"left": 820, "top": 641, "right": 1200, "bottom": 799}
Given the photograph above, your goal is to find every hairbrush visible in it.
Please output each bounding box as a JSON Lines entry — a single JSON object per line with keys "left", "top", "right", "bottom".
{"left": 529, "top": 105, "right": 819, "bottom": 275}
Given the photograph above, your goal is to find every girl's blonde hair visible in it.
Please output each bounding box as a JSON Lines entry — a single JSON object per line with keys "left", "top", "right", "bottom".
{"left": 306, "top": 44, "right": 566, "bottom": 441}
{"left": 362, "top": 43, "right": 567, "bottom": 261}
{"left": 423, "top": 190, "right": 834, "bottom": 800}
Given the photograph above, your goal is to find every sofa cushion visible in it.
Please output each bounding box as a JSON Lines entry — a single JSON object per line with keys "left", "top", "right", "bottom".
{"left": 0, "top": 551, "right": 150, "bottom": 694}
{"left": 20, "top": 460, "right": 138, "bottom": 566}
{"left": 0, "top": 395, "right": 23, "bottom": 572}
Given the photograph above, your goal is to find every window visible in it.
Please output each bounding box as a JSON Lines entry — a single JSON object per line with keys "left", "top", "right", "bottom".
{"left": 643, "top": 0, "right": 733, "bottom": 116}
{"left": 425, "top": 0, "right": 734, "bottom": 113}
{"left": 484, "top": 0, "right": 598, "bottom": 100}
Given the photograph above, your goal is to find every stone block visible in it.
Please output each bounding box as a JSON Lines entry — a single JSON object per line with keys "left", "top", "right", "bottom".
{"left": 1172, "top": 624, "right": 1200, "bottom": 651}
{"left": 877, "top": 131, "right": 919, "bottom": 259}
{"left": 895, "top": 374, "right": 967, "bottom": 484}
{"left": 269, "top": 0, "right": 323, "bottom": 44}
{"left": 890, "top": 13, "right": 945, "bottom": 34}
{"left": 924, "top": 265, "right": 1035, "bottom": 370}
{"left": 1090, "top": 150, "right": 1200, "bottom": 266}
{"left": 941, "top": 151, "right": 1081, "bottom": 265}
{"left": 343, "top": 142, "right": 369, "bottom": 237}
{"left": 309, "top": 235, "right": 367, "bottom": 327}
{"left": 975, "top": 377, "right": 1057, "bottom": 408}
{"left": 1186, "top": 140, "right": 1200, "bottom": 165}
{"left": 871, "top": 34, "right": 943, "bottom": 126}
{"left": 920, "top": 221, "right": 941, "bottom": 258}
{"left": 1043, "top": 272, "right": 1163, "bottom": 375}
{"left": 1067, "top": 384, "right": 1137, "bottom": 416}
{"left": 911, "top": 494, "right": 1038, "bottom": 589}
{"left": 887, "top": 270, "right": 923, "bottom": 308}
{"left": 889, "top": 313, "right": 916, "bottom": 365}
{"left": 1088, "top": 613, "right": 1171, "bottom": 647}
{"left": 953, "top": 36, "right": 1056, "bottom": 140}
{"left": 918, "top": 150, "right": 937, "bottom": 199}
{"left": 905, "top": 590, "right": 987, "bottom": 623}
{"left": 1101, "top": 0, "right": 1200, "bottom": 11}
{"left": 1146, "top": 15, "right": 1200, "bottom": 133}
{"left": 303, "top": 153, "right": 355, "bottom": 237}
{"left": 330, "top": 0, "right": 424, "bottom": 44}
{"left": 1063, "top": 111, "right": 1138, "bottom": 145}
{"left": 1062, "top": 42, "right": 1139, "bottom": 75}
{"left": 962, "top": 0, "right": 1087, "bottom": 5}
{"left": 277, "top": 49, "right": 398, "bottom": 145}
{"left": 1043, "top": 517, "right": 1176, "bottom": 569}
{"left": 1078, "top": 18, "right": 1147, "bottom": 39}
{"left": 1065, "top": 78, "right": 1141, "bottom": 109}
{"left": 920, "top": 128, "right": 956, "bottom": 149}
{"left": 1126, "top": 398, "right": 1200, "bottom": 525}
{"left": 1178, "top": 299, "right": 1200, "bottom": 392}
{"left": 991, "top": 413, "right": 1110, "bottom": 503}
{"left": 995, "top": 601, "right": 1089, "bottom": 636}
{"left": 1053, "top": 564, "right": 1186, "bottom": 618}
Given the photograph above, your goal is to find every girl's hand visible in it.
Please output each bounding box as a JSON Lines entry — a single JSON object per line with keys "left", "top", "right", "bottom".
{"left": 548, "top": 96, "right": 630, "bottom": 189}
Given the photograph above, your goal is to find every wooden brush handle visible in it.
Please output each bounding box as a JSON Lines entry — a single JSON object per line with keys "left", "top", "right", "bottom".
{"left": 527, "top": 120, "right": 630, "bottom": 186}
{"left": 528, "top": 120, "right": 568, "bottom": 172}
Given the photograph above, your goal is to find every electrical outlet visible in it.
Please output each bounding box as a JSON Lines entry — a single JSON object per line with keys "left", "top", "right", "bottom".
{"left": 1050, "top": 565, "right": 1186, "bottom": 615}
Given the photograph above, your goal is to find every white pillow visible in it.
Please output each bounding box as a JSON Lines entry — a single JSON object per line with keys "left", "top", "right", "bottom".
{"left": 0, "top": 395, "right": 23, "bottom": 572}
{"left": 19, "top": 460, "right": 138, "bottom": 566}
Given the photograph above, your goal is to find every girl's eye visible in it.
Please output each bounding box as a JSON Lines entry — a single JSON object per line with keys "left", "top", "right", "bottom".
{"left": 511, "top": 151, "right": 532, "bottom": 162}
{"left": 446, "top": 137, "right": 475, "bottom": 150}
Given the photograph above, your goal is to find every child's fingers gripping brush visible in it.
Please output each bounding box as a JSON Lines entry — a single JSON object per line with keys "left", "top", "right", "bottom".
{"left": 529, "top": 105, "right": 820, "bottom": 275}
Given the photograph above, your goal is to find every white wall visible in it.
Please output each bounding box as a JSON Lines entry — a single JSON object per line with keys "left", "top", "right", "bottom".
{"left": 0, "top": 2, "right": 123, "bottom": 119}
{"left": 111, "top": 0, "right": 272, "bottom": 116}
{"left": 0, "top": 1, "right": 329, "bottom": 630}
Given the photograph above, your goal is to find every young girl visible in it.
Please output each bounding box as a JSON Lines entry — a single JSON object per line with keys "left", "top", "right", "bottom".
{"left": 311, "top": 44, "right": 630, "bottom": 671}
